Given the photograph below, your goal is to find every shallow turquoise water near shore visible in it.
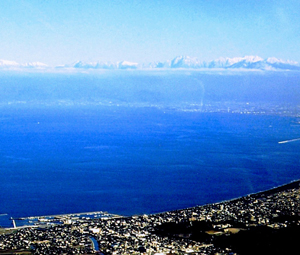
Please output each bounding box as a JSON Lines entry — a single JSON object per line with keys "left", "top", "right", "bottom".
{"left": 0, "top": 106, "right": 299, "bottom": 227}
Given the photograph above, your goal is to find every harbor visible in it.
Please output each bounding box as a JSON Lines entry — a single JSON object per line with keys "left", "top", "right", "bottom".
{"left": 5, "top": 211, "right": 122, "bottom": 229}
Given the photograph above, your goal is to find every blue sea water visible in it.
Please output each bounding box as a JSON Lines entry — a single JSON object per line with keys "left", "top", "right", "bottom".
{"left": 0, "top": 71, "right": 299, "bottom": 227}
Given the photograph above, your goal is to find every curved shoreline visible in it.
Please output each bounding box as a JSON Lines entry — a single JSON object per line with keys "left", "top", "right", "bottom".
{"left": 148, "top": 179, "right": 300, "bottom": 217}
{"left": 2, "top": 179, "right": 300, "bottom": 230}
{"left": 214, "top": 179, "right": 300, "bottom": 204}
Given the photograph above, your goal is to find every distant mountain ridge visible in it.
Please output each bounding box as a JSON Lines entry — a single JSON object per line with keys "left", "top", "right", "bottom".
{"left": 168, "top": 56, "right": 300, "bottom": 70}
{"left": 0, "top": 59, "right": 48, "bottom": 69}
{"left": 0, "top": 56, "right": 299, "bottom": 70}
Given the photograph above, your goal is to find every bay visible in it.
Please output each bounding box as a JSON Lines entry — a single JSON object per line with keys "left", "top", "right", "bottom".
{"left": 0, "top": 71, "right": 299, "bottom": 228}
{"left": 0, "top": 106, "right": 299, "bottom": 228}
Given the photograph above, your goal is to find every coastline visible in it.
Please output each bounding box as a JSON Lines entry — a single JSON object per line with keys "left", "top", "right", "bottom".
{"left": 2, "top": 179, "right": 299, "bottom": 230}
{"left": 211, "top": 178, "right": 300, "bottom": 206}
{"left": 1, "top": 179, "right": 300, "bottom": 254}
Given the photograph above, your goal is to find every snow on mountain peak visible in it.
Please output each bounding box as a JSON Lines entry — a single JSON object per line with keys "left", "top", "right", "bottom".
{"left": 0, "top": 59, "right": 48, "bottom": 69}
{"left": 0, "top": 59, "right": 20, "bottom": 67}
{"left": 67, "top": 61, "right": 116, "bottom": 69}
{"left": 243, "top": 55, "right": 264, "bottom": 62}
{"left": 22, "top": 62, "right": 48, "bottom": 68}
{"left": 48, "top": 56, "right": 300, "bottom": 71}
{"left": 266, "top": 57, "right": 281, "bottom": 64}
{"left": 170, "top": 56, "right": 203, "bottom": 68}
{"left": 118, "top": 61, "right": 138, "bottom": 69}
{"left": 0, "top": 56, "right": 299, "bottom": 71}
{"left": 266, "top": 57, "right": 298, "bottom": 65}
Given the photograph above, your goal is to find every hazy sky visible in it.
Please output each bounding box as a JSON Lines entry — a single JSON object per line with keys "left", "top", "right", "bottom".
{"left": 1, "top": 0, "right": 300, "bottom": 66}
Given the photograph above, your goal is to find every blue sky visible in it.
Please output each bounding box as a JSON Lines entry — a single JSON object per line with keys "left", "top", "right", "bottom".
{"left": 0, "top": 0, "right": 300, "bottom": 66}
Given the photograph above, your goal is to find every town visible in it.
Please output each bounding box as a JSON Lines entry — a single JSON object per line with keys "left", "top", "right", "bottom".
{"left": 1, "top": 180, "right": 300, "bottom": 254}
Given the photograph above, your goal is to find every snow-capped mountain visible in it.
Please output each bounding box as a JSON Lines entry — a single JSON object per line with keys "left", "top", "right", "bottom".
{"left": 0, "top": 59, "right": 48, "bottom": 69}
{"left": 22, "top": 62, "right": 48, "bottom": 68}
{"left": 0, "top": 56, "right": 299, "bottom": 71}
{"left": 167, "top": 55, "right": 300, "bottom": 70}
{"left": 263, "top": 57, "right": 300, "bottom": 70}
{"left": 225, "top": 56, "right": 300, "bottom": 70}
{"left": 66, "top": 60, "right": 139, "bottom": 69}
{"left": 0, "top": 59, "right": 20, "bottom": 68}
{"left": 170, "top": 56, "right": 204, "bottom": 68}
{"left": 46, "top": 56, "right": 300, "bottom": 70}
{"left": 68, "top": 61, "right": 116, "bottom": 69}
{"left": 208, "top": 56, "right": 263, "bottom": 68}
{"left": 117, "top": 61, "right": 138, "bottom": 69}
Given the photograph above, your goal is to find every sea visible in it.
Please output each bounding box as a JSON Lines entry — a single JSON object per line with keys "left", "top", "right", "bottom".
{"left": 0, "top": 70, "right": 299, "bottom": 227}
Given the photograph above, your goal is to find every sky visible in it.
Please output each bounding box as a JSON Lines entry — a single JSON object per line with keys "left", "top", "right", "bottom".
{"left": 0, "top": 0, "right": 300, "bottom": 66}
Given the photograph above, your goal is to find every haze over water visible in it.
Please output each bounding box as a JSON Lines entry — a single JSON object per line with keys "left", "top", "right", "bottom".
{"left": 0, "top": 71, "right": 299, "bottom": 227}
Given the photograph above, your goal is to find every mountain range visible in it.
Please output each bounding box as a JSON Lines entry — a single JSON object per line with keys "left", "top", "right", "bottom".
{"left": 1, "top": 56, "right": 299, "bottom": 71}
{"left": 0, "top": 59, "right": 48, "bottom": 69}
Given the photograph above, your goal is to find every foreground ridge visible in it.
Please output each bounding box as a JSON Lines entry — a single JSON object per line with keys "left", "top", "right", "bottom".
{"left": 1, "top": 180, "right": 300, "bottom": 254}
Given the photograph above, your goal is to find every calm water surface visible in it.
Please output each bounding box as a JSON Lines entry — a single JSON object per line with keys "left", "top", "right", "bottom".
{"left": 0, "top": 106, "right": 299, "bottom": 228}
{"left": 0, "top": 72, "right": 300, "bottom": 228}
